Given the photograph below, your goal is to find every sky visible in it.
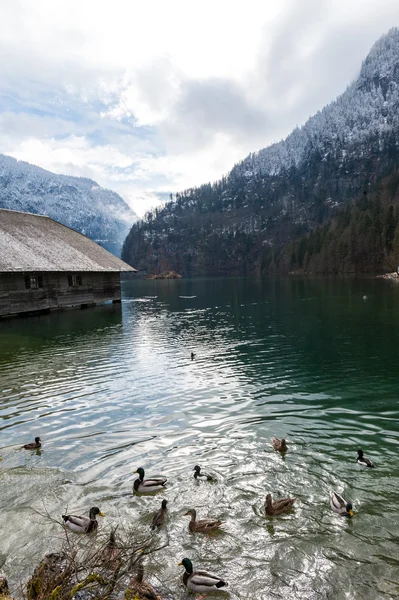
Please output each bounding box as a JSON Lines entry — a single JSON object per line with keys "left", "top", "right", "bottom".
{"left": 0, "top": 0, "right": 398, "bottom": 217}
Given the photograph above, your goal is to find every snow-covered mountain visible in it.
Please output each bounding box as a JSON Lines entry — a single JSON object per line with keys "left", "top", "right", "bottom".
{"left": 0, "top": 154, "right": 137, "bottom": 256}
{"left": 235, "top": 27, "right": 399, "bottom": 179}
{"left": 122, "top": 28, "right": 399, "bottom": 275}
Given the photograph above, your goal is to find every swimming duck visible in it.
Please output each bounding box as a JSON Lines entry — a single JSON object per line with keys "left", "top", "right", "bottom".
{"left": 184, "top": 508, "right": 222, "bottom": 533}
{"left": 129, "top": 562, "right": 162, "bottom": 600}
{"left": 133, "top": 468, "right": 167, "bottom": 493}
{"left": 193, "top": 465, "right": 216, "bottom": 481}
{"left": 271, "top": 437, "right": 287, "bottom": 452}
{"left": 357, "top": 449, "right": 375, "bottom": 468}
{"left": 329, "top": 491, "right": 354, "bottom": 517}
{"left": 23, "top": 437, "right": 41, "bottom": 450}
{"left": 179, "top": 558, "right": 227, "bottom": 595}
{"left": 62, "top": 506, "right": 105, "bottom": 533}
{"left": 265, "top": 493, "right": 296, "bottom": 515}
{"left": 151, "top": 499, "right": 168, "bottom": 530}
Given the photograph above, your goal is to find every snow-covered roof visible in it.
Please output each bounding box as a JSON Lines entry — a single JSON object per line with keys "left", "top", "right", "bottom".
{"left": 0, "top": 209, "right": 136, "bottom": 272}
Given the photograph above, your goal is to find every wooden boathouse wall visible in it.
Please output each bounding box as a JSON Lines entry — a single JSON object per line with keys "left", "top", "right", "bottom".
{"left": 0, "top": 209, "right": 136, "bottom": 318}
{"left": 0, "top": 271, "right": 122, "bottom": 317}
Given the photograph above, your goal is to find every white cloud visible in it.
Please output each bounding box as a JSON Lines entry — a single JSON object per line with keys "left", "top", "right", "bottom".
{"left": 0, "top": 0, "right": 398, "bottom": 216}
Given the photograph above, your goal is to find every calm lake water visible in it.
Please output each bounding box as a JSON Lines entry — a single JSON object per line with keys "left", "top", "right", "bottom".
{"left": 0, "top": 277, "right": 399, "bottom": 599}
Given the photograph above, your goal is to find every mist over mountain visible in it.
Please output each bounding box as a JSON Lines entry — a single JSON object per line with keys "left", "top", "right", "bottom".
{"left": 0, "top": 154, "right": 137, "bottom": 256}
{"left": 122, "top": 28, "right": 399, "bottom": 275}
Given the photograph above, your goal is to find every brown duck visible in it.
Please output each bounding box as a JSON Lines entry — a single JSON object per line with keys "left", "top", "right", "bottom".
{"left": 184, "top": 508, "right": 222, "bottom": 533}
{"left": 151, "top": 499, "right": 168, "bottom": 530}
{"left": 265, "top": 493, "right": 296, "bottom": 515}
{"left": 101, "top": 529, "right": 121, "bottom": 570}
{"left": 271, "top": 437, "right": 287, "bottom": 452}
{"left": 129, "top": 563, "right": 162, "bottom": 600}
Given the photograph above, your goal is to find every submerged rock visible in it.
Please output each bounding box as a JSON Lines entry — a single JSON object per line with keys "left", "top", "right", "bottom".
{"left": 26, "top": 553, "right": 67, "bottom": 600}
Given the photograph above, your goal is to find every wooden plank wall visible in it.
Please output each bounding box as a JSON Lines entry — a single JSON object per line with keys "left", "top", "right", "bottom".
{"left": 0, "top": 272, "right": 122, "bottom": 317}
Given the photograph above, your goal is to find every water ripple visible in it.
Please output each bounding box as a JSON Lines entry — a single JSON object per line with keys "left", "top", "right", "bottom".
{"left": 0, "top": 278, "right": 399, "bottom": 598}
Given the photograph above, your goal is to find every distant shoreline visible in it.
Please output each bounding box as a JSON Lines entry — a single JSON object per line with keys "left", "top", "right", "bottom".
{"left": 376, "top": 272, "right": 399, "bottom": 280}
{"left": 145, "top": 271, "right": 182, "bottom": 280}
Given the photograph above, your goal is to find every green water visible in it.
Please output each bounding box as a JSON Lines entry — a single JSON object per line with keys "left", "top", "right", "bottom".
{"left": 0, "top": 277, "right": 399, "bottom": 599}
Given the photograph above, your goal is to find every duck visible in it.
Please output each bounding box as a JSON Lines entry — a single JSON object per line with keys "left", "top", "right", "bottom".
{"left": 179, "top": 558, "right": 227, "bottom": 595}
{"left": 193, "top": 465, "right": 216, "bottom": 481}
{"left": 129, "top": 562, "right": 162, "bottom": 600}
{"left": 271, "top": 437, "right": 287, "bottom": 452}
{"left": 329, "top": 491, "right": 354, "bottom": 517}
{"left": 101, "top": 529, "right": 121, "bottom": 569}
{"left": 151, "top": 499, "right": 168, "bottom": 530}
{"left": 133, "top": 467, "right": 167, "bottom": 493}
{"left": 23, "top": 437, "right": 41, "bottom": 450}
{"left": 62, "top": 506, "right": 105, "bottom": 533}
{"left": 357, "top": 449, "right": 375, "bottom": 468}
{"left": 184, "top": 508, "right": 222, "bottom": 533}
{"left": 265, "top": 493, "right": 296, "bottom": 515}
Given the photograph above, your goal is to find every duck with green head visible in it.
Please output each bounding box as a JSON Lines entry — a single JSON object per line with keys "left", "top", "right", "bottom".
{"left": 179, "top": 558, "right": 227, "bottom": 595}
{"left": 357, "top": 449, "right": 375, "bottom": 468}
{"left": 62, "top": 506, "right": 105, "bottom": 533}
{"left": 23, "top": 437, "right": 41, "bottom": 450}
{"left": 193, "top": 465, "right": 216, "bottom": 481}
{"left": 133, "top": 467, "right": 167, "bottom": 493}
{"left": 329, "top": 491, "right": 354, "bottom": 517}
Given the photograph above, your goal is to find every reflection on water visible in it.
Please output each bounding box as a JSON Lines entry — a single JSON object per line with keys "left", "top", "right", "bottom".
{"left": 0, "top": 277, "right": 399, "bottom": 599}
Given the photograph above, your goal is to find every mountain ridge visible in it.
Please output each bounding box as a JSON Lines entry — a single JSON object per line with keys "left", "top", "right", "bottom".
{"left": 122, "top": 27, "right": 399, "bottom": 275}
{"left": 0, "top": 153, "right": 137, "bottom": 256}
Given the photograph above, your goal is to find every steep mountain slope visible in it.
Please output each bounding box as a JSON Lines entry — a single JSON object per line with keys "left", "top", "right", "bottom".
{"left": 122, "top": 28, "right": 399, "bottom": 275}
{"left": 0, "top": 154, "right": 137, "bottom": 256}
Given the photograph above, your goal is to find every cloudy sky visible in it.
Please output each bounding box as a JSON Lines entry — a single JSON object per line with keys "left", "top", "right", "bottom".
{"left": 0, "top": 0, "right": 398, "bottom": 216}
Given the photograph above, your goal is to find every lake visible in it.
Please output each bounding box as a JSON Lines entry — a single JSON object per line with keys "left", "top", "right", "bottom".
{"left": 0, "top": 276, "right": 398, "bottom": 599}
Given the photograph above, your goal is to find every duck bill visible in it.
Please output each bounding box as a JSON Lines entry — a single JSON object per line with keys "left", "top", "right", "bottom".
{"left": 178, "top": 561, "right": 183, "bottom": 566}
{"left": 348, "top": 509, "right": 354, "bottom": 517}
{"left": 99, "top": 512, "right": 105, "bottom": 517}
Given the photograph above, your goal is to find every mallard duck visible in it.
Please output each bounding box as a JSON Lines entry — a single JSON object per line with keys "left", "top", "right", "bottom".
{"left": 265, "top": 493, "right": 296, "bottom": 515}
{"left": 133, "top": 467, "right": 167, "bottom": 493}
{"left": 23, "top": 437, "right": 41, "bottom": 450}
{"left": 179, "top": 558, "right": 227, "bottom": 595}
{"left": 271, "top": 437, "right": 287, "bottom": 452}
{"left": 330, "top": 491, "right": 354, "bottom": 517}
{"left": 357, "top": 449, "right": 375, "bottom": 468}
{"left": 101, "top": 529, "right": 121, "bottom": 569}
{"left": 151, "top": 499, "right": 168, "bottom": 530}
{"left": 193, "top": 465, "right": 216, "bottom": 481}
{"left": 184, "top": 508, "right": 222, "bottom": 533}
{"left": 129, "top": 562, "right": 162, "bottom": 600}
{"left": 62, "top": 506, "right": 105, "bottom": 533}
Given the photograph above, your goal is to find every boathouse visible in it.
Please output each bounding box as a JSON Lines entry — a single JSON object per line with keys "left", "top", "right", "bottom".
{"left": 0, "top": 209, "right": 136, "bottom": 317}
